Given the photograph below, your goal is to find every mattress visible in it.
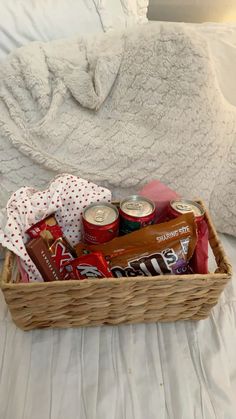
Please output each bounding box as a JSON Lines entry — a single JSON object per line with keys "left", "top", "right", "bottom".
{"left": 0, "top": 232, "right": 235, "bottom": 419}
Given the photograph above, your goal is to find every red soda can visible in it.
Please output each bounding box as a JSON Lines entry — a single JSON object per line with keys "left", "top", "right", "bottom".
{"left": 119, "top": 195, "right": 156, "bottom": 235}
{"left": 168, "top": 199, "right": 205, "bottom": 222}
{"left": 168, "top": 199, "right": 208, "bottom": 274}
{"left": 82, "top": 203, "right": 119, "bottom": 245}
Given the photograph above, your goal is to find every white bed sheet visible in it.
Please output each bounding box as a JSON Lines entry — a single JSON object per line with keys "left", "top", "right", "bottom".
{"left": 0, "top": 232, "right": 235, "bottom": 419}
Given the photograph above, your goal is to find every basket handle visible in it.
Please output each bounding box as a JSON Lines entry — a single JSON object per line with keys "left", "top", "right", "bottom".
{"left": 200, "top": 201, "right": 232, "bottom": 276}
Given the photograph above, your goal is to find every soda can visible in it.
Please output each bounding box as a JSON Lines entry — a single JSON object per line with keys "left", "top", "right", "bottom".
{"left": 82, "top": 203, "right": 119, "bottom": 244}
{"left": 168, "top": 199, "right": 208, "bottom": 274}
{"left": 119, "top": 195, "right": 156, "bottom": 235}
{"left": 168, "top": 199, "right": 205, "bottom": 222}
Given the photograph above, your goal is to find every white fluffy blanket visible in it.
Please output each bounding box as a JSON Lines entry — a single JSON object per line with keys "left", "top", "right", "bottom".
{"left": 0, "top": 22, "right": 236, "bottom": 235}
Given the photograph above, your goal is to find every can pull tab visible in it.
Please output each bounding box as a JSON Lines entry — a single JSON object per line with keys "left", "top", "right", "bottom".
{"left": 94, "top": 209, "right": 106, "bottom": 223}
{"left": 176, "top": 203, "right": 192, "bottom": 212}
{"left": 126, "top": 202, "right": 143, "bottom": 211}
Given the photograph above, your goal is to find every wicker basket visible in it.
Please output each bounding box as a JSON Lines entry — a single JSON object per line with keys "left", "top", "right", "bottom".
{"left": 0, "top": 201, "right": 232, "bottom": 330}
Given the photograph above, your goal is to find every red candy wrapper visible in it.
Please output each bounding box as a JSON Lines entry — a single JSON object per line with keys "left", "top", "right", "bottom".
{"left": 26, "top": 214, "right": 63, "bottom": 244}
{"left": 190, "top": 218, "right": 209, "bottom": 274}
{"left": 26, "top": 213, "right": 78, "bottom": 281}
{"left": 49, "top": 237, "right": 75, "bottom": 271}
{"left": 65, "top": 252, "right": 113, "bottom": 280}
{"left": 49, "top": 237, "right": 75, "bottom": 280}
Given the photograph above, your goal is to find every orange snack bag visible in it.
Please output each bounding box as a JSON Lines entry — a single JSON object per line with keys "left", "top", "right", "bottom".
{"left": 76, "top": 213, "right": 197, "bottom": 277}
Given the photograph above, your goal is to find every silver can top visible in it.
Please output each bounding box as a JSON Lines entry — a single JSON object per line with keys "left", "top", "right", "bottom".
{"left": 170, "top": 199, "right": 204, "bottom": 218}
{"left": 120, "top": 195, "right": 155, "bottom": 218}
{"left": 83, "top": 203, "right": 119, "bottom": 226}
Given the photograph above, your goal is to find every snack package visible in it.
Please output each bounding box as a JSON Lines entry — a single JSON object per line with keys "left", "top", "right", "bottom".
{"left": 26, "top": 214, "right": 76, "bottom": 280}
{"left": 49, "top": 237, "right": 75, "bottom": 272}
{"left": 26, "top": 214, "right": 63, "bottom": 244}
{"left": 64, "top": 252, "right": 113, "bottom": 279}
{"left": 76, "top": 213, "right": 197, "bottom": 277}
{"left": 190, "top": 218, "right": 209, "bottom": 274}
{"left": 26, "top": 237, "right": 63, "bottom": 282}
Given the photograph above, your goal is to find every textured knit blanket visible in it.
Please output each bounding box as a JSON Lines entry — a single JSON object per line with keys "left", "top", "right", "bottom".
{"left": 0, "top": 22, "right": 236, "bottom": 235}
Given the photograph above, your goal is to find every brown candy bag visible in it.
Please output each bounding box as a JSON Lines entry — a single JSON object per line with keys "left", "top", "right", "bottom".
{"left": 76, "top": 213, "right": 197, "bottom": 277}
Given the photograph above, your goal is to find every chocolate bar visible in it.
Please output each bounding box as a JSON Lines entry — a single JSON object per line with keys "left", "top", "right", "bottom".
{"left": 26, "top": 237, "right": 63, "bottom": 282}
{"left": 49, "top": 237, "right": 75, "bottom": 279}
{"left": 49, "top": 237, "right": 74, "bottom": 268}
{"left": 26, "top": 214, "right": 63, "bottom": 246}
{"left": 64, "top": 251, "right": 113, "bottom": 280}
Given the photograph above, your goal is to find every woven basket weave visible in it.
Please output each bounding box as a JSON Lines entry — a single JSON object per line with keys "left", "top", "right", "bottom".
{"left": 0, "top": 201, "right": 232, "bottom": 330}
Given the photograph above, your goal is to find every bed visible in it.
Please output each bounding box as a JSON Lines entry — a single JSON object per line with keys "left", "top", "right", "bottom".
{"left": 0, "top": 2, "right": 236, "bottom": 418}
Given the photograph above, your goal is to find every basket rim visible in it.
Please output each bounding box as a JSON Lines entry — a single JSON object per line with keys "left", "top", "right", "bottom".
{"left": 0, "top": 251, "right": 231, "bottom": 289}
{"left": 0, "top": 199, "right": 233, "bottom": 288}
{"left": 0, "top": 250, "right": 232, "bottom": 291}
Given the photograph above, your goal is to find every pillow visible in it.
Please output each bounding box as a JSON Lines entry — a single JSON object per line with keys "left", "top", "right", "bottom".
{"left": 94, "top": 0, "right": 148, "bottom": 31}
{"left": 0, "top": 0, "right": 103, "bottom": 61}
{"left": 0, "top": 0, "right": 148, "bottom": 61}
{"left": 190, "top": 23, "right": 236, "bottom": 107}
{"left": 210, "top": 135, "right": 236, "bottom": 236}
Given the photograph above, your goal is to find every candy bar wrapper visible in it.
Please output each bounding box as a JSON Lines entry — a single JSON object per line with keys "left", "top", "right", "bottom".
{"left": 26, "top": 214, "right": 63, "bottom": 246}
{"left": 49, "top": 237, "right": 75, "bottom": 280}
{"left": 26, "top": 237, "right": 63, "bottom": 282}
{"left": 0, "top": 174, "right": 111, "bottom": 282}
{"left": 65, "top": 252, "right": 113, "bottom": 280}
{"left": 49, "top": 237, "right": 75, "bottom": 270}
{"left": 27, "top": 213, "right": 76, "bottom": 274}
